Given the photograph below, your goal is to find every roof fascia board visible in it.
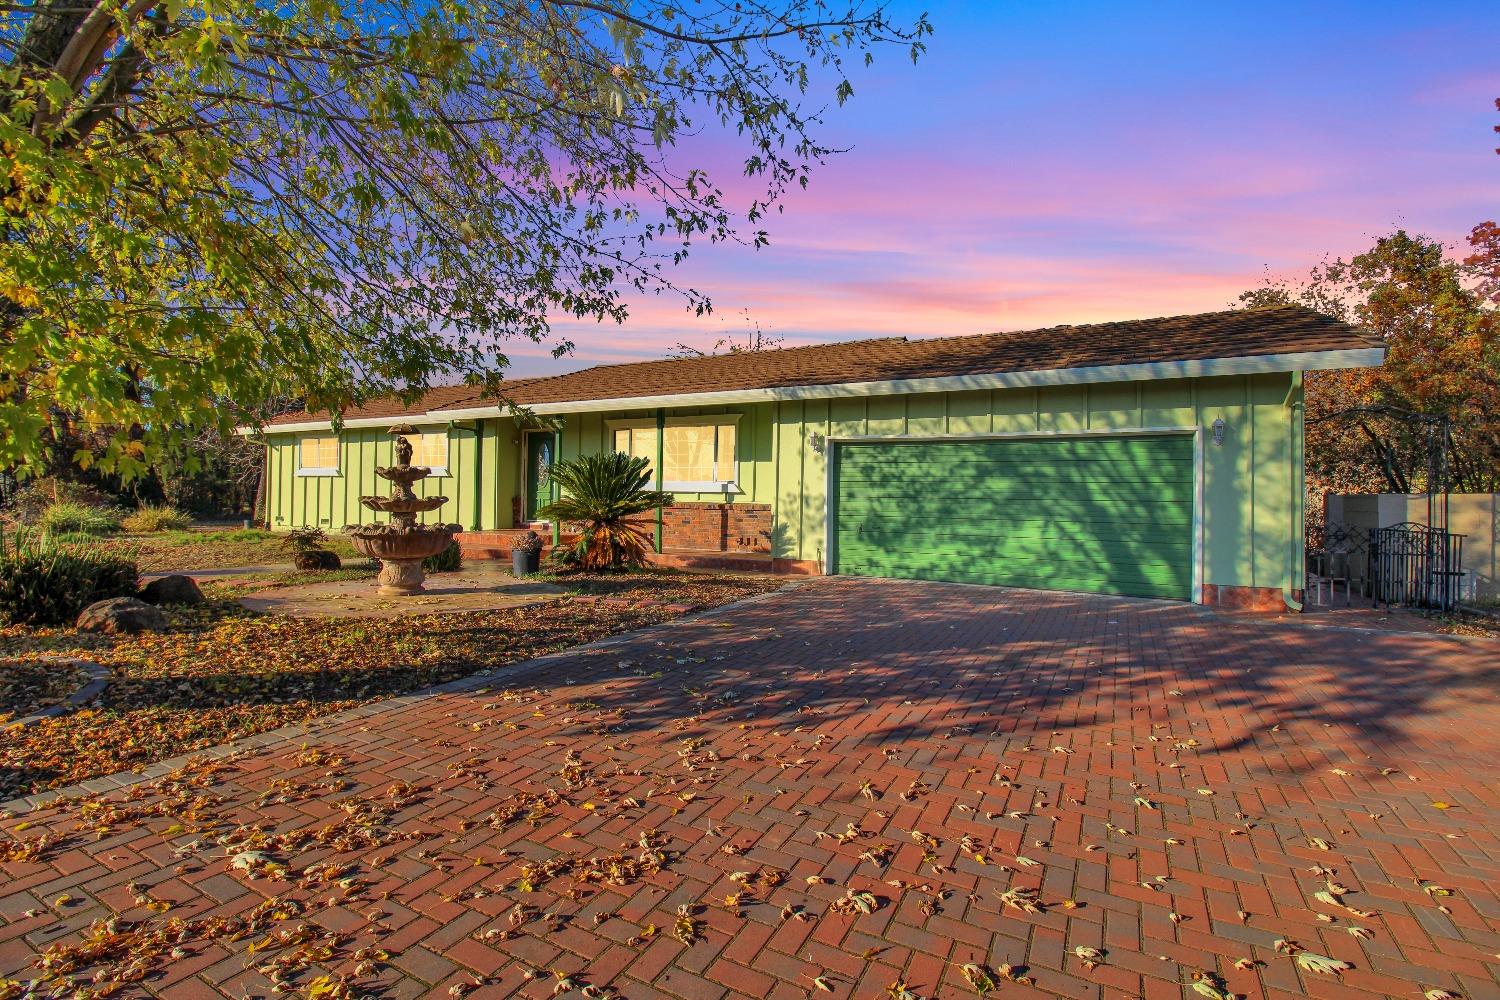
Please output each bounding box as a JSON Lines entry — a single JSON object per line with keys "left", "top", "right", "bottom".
{"left": 525, "top": 347, "right": 1385, "bottom": 415}
{"left": 253, "top": 346, "right": 1384, "bottom": 430}
{"left": 257, "top": 415, "right": 427, "bottom": 435}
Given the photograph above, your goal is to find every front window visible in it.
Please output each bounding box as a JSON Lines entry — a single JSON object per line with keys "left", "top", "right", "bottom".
{"left": 298, "top": 434, "right": 339, "bottom": 475}
{"left": 409, "top": 431, "right": 449, "bottom": 475}
{"left": 612, "top": 420, "right": 737, "bottom": 491}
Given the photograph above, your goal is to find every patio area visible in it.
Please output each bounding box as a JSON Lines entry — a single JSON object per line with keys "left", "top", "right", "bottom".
{"left": 2, "top": 578, "right": 1498, "bottom": 1000}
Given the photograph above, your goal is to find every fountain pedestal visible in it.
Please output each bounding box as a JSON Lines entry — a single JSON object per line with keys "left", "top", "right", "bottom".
{"left": 347, "top": 424, "right": 461, "bottom": 596}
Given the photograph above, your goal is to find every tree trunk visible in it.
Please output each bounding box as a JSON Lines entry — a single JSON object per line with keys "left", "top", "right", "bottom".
{"left": 252, "top": 443, "right": 268, "bottom": 528}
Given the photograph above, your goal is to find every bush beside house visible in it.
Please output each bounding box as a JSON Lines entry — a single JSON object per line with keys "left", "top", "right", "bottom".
{"left": 0, "top": 536, "right": 139, "bottom": 625}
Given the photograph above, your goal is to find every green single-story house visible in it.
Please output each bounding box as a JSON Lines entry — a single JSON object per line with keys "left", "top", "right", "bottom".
{"left": 256, "top": 305, "right": 1383, "bottom": 610}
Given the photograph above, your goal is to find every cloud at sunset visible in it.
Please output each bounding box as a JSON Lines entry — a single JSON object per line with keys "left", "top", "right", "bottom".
{"left": 505, "top": 2, "right": 1499, "bottom": 375}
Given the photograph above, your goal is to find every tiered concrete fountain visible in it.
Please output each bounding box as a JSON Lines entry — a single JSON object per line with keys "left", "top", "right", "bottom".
{"left": 348, "top": 424, "right": 461, "bottom": 596}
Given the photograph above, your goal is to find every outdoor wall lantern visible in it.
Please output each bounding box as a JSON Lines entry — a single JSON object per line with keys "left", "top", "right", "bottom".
{"left": 1211, "top": 418, "right": 1226, "bottom": 447}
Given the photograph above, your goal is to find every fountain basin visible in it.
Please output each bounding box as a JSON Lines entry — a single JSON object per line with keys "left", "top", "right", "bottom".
{"left": 348, "top": 524, "right": 461, "bottom": 596}
{"left": 358, "top": 496, "right": 449, "bottom": 515}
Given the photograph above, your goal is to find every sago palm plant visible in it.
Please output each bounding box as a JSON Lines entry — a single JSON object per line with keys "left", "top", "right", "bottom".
{"left": 536, "top": 453, "right": 675, "bottom": 570}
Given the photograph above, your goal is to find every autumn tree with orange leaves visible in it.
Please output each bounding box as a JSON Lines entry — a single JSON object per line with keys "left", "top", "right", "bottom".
{"left": 1240, "top": 229, "right": 1499, "bottom": 495}
{"left": 1240, "top": 99, "right": 1500, "bottom": 499}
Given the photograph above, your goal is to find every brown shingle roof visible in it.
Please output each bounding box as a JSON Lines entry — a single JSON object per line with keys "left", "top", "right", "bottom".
{"left": 265, "top": 380, "right": 542, "bottom": 427}
{"left": 267, "top": 305, "right": 1378, "bottom": 426}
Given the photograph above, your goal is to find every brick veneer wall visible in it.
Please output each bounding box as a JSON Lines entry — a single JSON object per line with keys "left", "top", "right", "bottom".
{"left": 625, "top": 502, "right": 772, "bottom": 553}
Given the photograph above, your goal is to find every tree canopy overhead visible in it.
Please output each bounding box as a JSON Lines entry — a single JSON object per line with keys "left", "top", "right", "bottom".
{"left": 0, "top": 0, "right": 930, "bottom": 476}
{"left": 1240, "top": 229, "right": 1500, "bottom": 495}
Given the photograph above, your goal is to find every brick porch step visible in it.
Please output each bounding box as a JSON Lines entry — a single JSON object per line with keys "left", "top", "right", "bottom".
{"left": 455, "top": 529, "right": 580, "bottom": 559}
{"left": 458, "top": 531, "right": 819, "bottom": 576}
{"left": 645, "top": 549, "right": 820, "bottom": 575}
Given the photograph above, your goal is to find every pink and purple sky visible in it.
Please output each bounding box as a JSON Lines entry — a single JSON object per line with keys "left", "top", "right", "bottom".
{"left": 508, "top": 2, "right": 1499, "bottom": 376}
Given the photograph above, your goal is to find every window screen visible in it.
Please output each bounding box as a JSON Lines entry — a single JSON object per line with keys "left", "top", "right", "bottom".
{"left": 612, "top": 423, "right": 736, "bottom": 485}
{"left": 410, "top": 431, "right": 448, "bottom": 470}
{"left": 299, "top": 435, "right": 338, "bottom": 471}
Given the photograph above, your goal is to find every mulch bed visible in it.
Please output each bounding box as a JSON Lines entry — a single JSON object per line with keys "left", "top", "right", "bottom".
{"left": 0, "top": 571, "right": 785, "bottom": 800}
{"left": 0, "top": 659, "right": 88, "bottom": 724}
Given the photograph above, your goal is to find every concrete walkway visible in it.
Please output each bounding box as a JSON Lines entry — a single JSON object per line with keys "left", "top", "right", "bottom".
{"left": 1, "top": 578, "right": 1498, "bottom": 999}
{"left": 237, "top": 562, "right": 565, "bottom": 619}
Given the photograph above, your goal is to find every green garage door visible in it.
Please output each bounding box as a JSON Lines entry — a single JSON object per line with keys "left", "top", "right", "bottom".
{"left": 833, "top": 435, "right": 1195, "bottom": 600}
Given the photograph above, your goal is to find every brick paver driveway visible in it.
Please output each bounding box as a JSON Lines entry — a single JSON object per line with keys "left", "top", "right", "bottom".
{"left": 3, "top": 578, "right": 1499, "bottom": 1000}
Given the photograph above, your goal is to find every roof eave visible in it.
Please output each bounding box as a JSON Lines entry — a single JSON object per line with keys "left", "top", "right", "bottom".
{"left": 523, "top": 345, "right": 1386, "bottom": 415}
{"left": 250, "top": 345, "right": 1384, "bottom": 432}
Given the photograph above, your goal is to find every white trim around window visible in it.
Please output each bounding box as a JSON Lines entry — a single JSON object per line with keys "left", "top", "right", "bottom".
{"left": 297, "top": 434, "right": 340, "bottom": 477}
{"left": 409, "top": 430, "right": 450, "bottom": 478}
{"left": 606, "top": 414, "right": 741, "bottom": 493}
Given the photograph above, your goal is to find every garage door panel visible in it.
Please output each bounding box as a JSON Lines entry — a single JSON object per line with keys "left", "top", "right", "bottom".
{"left": 843, "top": 522, "right": 1192, "bottom": 549}
{"left": 842, "top": 484, "right": 1195, "bottom": 504}
{"left": 840, "top": 442, "right": 1192, "bottom": 470}
{"left": 833, "top": 434, "right": 1194, "bottom": 600}
{"left": 837, "top": 541, "right": 1191, "bottom": 581}
{"left": 838, "top": 460, "right": 1192, "bottom": 484}
{"left": 833, "top": 555, "right": 1190, "bottom": 600}
{"left": 845, "top": 503, "right": 1192, "bottom": 527}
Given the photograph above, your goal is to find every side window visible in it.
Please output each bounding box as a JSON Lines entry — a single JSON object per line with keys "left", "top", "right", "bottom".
{"left": 298, "top": 435, "right": 339, "bottom": 475}
{"left": 410, "top": 431, "right": 449, "bottom": 473}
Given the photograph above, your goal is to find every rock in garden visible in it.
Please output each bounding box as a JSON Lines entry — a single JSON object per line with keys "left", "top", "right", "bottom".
{"left": 76, "top": 597, "right": 168, "bottom": 634}
{"left": 139, "top": 574, "right": 204, "bottom": 606}
{"left": 293, "top": 550, "right": 342, "bottom": 571}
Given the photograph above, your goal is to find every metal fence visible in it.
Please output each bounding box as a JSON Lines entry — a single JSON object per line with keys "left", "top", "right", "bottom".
{"left": 1370, "top": 522, "right": 1465, "bottom": 613}
{"left": 1305, "top": 525, "right": 1372, "bottom": 607}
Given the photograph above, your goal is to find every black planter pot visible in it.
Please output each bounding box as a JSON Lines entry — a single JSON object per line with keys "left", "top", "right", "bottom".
{"left": 512, "top": 549, "right": 541, "bottom": 576}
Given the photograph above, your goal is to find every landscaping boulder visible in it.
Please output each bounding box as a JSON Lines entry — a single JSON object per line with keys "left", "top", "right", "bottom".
{"left": 293, "top": 549, "right": 342, "bottom": 571}
{"left": 139, "top": 574, "right": 204, "bottom": 606}
{"left": 76, "top": 596, "right": 168, "bottom": 635}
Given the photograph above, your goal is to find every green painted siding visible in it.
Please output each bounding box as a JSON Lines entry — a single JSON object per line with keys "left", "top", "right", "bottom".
{"left": 770, "top": 373, "right": 1302, "bottom": 596}
{"left": 266, "top": 421, "right": 510, "bottom": 532}
{"left": 556, "top": 403, "right": 777, "bottom": 504}
{"left": 263, "top": 371, "right": 1304, "bottom": 599}
{"left": 834, "top": 435, "right": 1195, "bottom": 599}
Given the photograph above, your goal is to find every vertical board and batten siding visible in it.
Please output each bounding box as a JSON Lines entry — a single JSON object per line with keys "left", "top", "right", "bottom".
{"left": 772, "top": 372, "right": 1302, "bottom": 595}
{"left": 266, "top": 403, "right": 780, "bottom": 532}
{"left": 266, "top": 423, "right": 514, "bottom": 532}
{"left": 557, "top": 403, "right": 778, "bottom": 504}
{"left": 263, "top": 371, "right": 1304, "bottom": 597}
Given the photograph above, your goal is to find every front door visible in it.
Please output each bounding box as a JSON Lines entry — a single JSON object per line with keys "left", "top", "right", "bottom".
{"left": 524, "top": 433, "right": 554, "bottom": 521}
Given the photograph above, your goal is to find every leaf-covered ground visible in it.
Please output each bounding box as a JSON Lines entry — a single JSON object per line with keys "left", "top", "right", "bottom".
{"left": 0, "top": 659, "right": 87, "bottom": 724}
{"left": 94, "top": 529, "right": 360, "bottom": 573}
{"left": 0, "top": 571, "right": 783, "bottom": 799}
{"left": 1435, "top": 610, "right": 1500, "bottom": 639}
{"left": 200, "top": 565, "right": 379, "bottom": 597}
{"left": 0, "top": 578, "right": 1494, "bottom": 1000}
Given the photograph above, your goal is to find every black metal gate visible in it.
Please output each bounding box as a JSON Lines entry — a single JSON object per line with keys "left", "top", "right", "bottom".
{"left": 1371, "top": 522, "right": 1465, "bottom": 613}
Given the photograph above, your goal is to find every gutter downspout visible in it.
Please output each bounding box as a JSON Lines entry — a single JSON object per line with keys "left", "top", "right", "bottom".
{"left": 552, "top": 424, "right": 562, "bottom": 548}
{"left": 1283, "top": 373, "right": 1304, "bottom": 613}
{"left": 654, "top": 408, "right": 665, "bottom": 553}
{"left": 449, "top": 421, "right": 483, "bottom": 531}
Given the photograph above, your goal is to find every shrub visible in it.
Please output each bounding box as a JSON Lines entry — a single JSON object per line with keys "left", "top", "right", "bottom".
{"left": 423, "top": 540, "right": 463, "bottom": 573}
{"left": 0, "top": 534, "right": 138, "bottom": 626}
{"left": 39, "top": 500, "right": 121, "bottom": 536}
{"left": 2, "top": 479, "right": 118, "bottom": 527}
{"left": 293, "top": 549, "right": 342, "bottom": 571}
{"left": 282, "top": 526, "right": 330, "bottom": 554}
{"left": 283, "top": 527, "right": 343, "bottom": 571}
{"left": 121, "top": 505, "right": 193, "bottom": 533}
{"left": 538, "top": 453, "right": 673, "bottom": 571}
